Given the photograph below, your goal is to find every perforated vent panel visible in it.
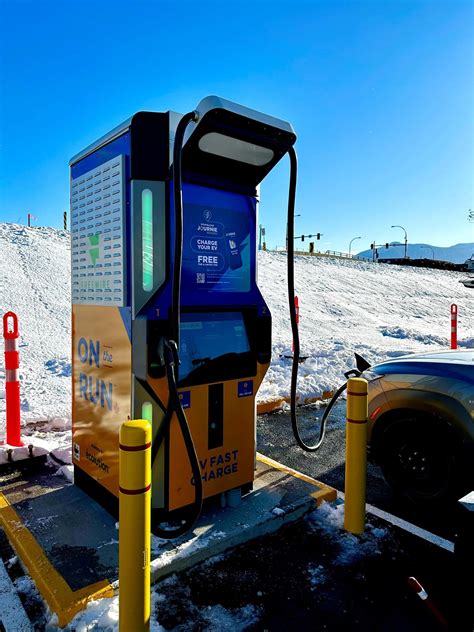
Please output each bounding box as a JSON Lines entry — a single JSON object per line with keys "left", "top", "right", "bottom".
{"left": 70, "top": 156, "right": 126, "bottom": 305}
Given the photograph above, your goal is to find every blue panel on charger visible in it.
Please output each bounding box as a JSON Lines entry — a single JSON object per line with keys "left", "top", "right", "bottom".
{"left": 238, "top": 380, "right": 253, "bottom": 397}
{"left": 70, "top": 133, "right": 131, "bottom": 178}
{"left": 178, "top": 390, "right": 191, "bottom": 409}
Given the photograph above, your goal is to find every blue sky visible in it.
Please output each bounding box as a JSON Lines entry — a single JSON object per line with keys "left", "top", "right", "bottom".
{"left": 0, "top": 0, "right": 472, "bottom": 253}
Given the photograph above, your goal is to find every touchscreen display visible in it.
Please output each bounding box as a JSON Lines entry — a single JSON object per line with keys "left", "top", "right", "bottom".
{"left": 179, "top": 311, "right": 251, "bottom": 381}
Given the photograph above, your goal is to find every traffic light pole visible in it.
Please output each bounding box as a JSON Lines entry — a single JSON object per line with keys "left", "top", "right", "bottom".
{"left": 295, "top": 233, "right": 322, "bottom": 243}
{"left": 370, "top": 242, "right": 392, "bottom": 262}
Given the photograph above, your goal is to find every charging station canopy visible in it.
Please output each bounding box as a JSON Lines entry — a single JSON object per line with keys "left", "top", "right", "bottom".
{"left": 182, "top": 96, "right": 296, "bottom": 189}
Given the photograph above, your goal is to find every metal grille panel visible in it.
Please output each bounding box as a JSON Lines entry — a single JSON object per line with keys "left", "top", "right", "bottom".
{"left": 70, "top": 155, "right": 126, "bottom": 305}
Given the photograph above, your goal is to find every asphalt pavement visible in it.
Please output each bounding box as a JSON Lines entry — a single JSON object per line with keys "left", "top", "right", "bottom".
{"left": 153, "top": 501, "right": 468, "bottom": 631}
{"left": 257, "top": 402, "right": 462, "bottom": 543}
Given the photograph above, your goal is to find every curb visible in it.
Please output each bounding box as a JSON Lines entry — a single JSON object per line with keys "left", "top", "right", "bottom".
{"left": 0, "top": 558, "right": 32, "bottom": 631}
{"left": 256, "top": 390, "right": 335, "bottom": 415}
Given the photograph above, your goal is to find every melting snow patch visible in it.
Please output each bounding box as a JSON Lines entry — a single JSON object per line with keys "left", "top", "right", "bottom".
{"left": 306, "top": 501, "right": 389, "bottom": 566}
{"left": 151, "top": 529, "right": 227, "bottom": 568}
{"left": 55, "top": 464, "right": 74, "bottom": 483}
{"left": 307, "top": 563, "right": 327, "bottom": 589}
{"left": 307, "top": 500, "right": 345, "bottom": 532}
{"left": 14, "top": 576, "right": 36, "bottom": 596}
{"left": 51, "top": 445, "right": 72, "bottom": 463}
{"left": 13, "top": 573, "right": 43, "bottom": 614}
{"left": 63, "top": 595, "right": 121, "bottom": 632}
{"left": 200, "top": 604, "right": 262, "bottom": 631}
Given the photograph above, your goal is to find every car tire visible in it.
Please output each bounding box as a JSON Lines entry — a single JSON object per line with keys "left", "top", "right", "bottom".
{"left": 377, "top": 415, "right": 460, "bottom": 506}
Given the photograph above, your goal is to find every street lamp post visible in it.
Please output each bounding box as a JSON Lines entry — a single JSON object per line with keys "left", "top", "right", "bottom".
{"left": 286, "top": 214, "right": 301, "bottom": 251}
{"left": 422, "top": 246, "right": 434, "bottom": 259}
{"left": 349, "top": 236, "right": 361, "bottom": 258}
{"left": 390, "top": 225, "right": 408, "bottom": 258}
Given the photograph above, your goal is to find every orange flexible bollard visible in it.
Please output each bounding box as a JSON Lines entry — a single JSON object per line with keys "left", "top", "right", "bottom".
{"left": 3, "top": 312, "right": 23, "bottom": 446}
{"left": 451, "top": 304, "right": 457, "bottom": 350}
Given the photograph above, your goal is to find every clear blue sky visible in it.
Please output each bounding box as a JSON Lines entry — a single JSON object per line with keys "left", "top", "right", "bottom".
{"left": 1, "top": 0, "right": 472, "bottom": 253}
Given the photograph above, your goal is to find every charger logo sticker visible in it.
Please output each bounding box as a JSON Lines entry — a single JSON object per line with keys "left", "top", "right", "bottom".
{"left": 179, "top": 391, "right": 191, "bottom": 409}
{"left": 73, "top": 443, "right": 80, "bottom": 461}
{"left": 238, "top": 380, "right": 253, "bottom": 398}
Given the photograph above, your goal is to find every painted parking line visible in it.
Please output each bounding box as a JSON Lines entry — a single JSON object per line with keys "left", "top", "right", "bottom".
{"left": 257, "top": 453, "right": 337, "bottom": 504}
{"left": 337, "top": 491, "right": 455, "bottom": 553}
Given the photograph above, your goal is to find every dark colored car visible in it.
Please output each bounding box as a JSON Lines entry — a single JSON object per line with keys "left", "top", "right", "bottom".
{"left": 360, "top": 350, "right": 474, "bottom": 505}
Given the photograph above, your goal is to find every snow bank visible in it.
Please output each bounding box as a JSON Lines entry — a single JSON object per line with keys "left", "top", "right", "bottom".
{"left": 0, "top": 224, "right": 70, "bottom": 426}
{"left": 259, "top": 250, "right": 474, "bottom": 401}
{"left": 1, "top": 223, "right": 473, "bottom": 425}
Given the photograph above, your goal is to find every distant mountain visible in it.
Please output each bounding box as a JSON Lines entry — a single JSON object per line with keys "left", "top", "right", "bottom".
{"left": 356, "top": 242, "right": 474, "bottom": 264}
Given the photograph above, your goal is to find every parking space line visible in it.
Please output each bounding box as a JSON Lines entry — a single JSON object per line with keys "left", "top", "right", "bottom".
{"left": 337, "top": 491, "right": 455, "bottom": 553}
{"left": 257, "top": 453, "right": 337, "bottom": 504}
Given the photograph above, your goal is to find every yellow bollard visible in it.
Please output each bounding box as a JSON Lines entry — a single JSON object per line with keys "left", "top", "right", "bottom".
{"left": 119, "top": 420, "right": 151, "bottom": 632}
{"left": 344, "top": 377, "right": 368, "bottom": 534}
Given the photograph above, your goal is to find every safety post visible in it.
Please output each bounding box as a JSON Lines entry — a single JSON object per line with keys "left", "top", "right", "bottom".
{"left": 119, "top": 420, "right": 151, "bottom": 632}
{"left": 2, "top": 312, "right": 23, "bottom": 447}
{"left": 292, "top": 295, "right": 299, "bottom": 352}
{"left": 450, "top": 304, "right": 457, "bottom": 349}
{"left": 407, "top": 577, "right": 448, "bottom": 629}
{"left": 344, "top": 377, "right": 368, "bottom": 534}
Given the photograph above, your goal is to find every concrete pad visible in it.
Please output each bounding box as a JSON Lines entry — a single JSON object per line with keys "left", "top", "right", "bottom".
{"left": 150, "top": 453, "right": 336, "bottom": 581}
{"left": 0, "top": 454, "right": 335, "bottom": 626}
{"left": 0, "top": 467, "right": 115, "bottom": 627}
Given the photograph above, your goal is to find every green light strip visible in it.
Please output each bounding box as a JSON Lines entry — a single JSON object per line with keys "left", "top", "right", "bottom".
{"left": 142, "top": 188, "right": 153, "bottom": 291}
{"left": 142, "top": 401, "right": 153, "bottom": 424}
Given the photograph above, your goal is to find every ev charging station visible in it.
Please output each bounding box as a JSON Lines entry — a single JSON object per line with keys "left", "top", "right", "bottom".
{"left": 70, "top": 96, "right": 297, "bottom": 537}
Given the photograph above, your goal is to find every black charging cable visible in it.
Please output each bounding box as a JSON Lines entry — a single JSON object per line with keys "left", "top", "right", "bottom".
{"left": 287, "top": 146, "right": 361, "bottom": 451}
{"left": 150, "top": 110, "right": 204, "bottom": 539}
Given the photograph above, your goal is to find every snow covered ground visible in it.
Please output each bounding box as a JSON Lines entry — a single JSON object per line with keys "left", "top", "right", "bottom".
{"left": 1, "top": 222, "right": 473, "bottom": 429}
